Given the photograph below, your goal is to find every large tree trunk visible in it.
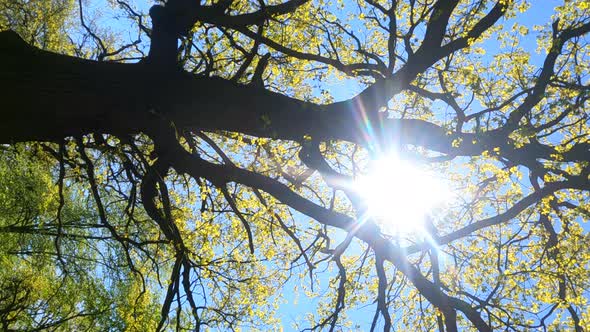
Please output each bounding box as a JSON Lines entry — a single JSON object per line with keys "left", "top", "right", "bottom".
{"left": 0, "top": 31, "right": 329, "bottom": 143}
{"left": 1, "top": 31, "right": 148, "bottom": 142}
{"left": 0, "top": 30, "right": 454, "bottom": 154}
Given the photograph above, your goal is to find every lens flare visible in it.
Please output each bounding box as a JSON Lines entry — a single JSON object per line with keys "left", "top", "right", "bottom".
{"left": 354, "top": 154, "right": 451, "bottom": 237}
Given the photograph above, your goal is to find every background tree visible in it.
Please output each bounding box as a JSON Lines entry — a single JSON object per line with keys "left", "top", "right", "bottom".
{"left": 0, "top": 0, "right": 589, "bottom": 330}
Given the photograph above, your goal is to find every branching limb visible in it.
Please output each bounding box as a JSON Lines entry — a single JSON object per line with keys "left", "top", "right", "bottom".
{"left": 374, "top": 254, "right": 392, "bottom": 331}
{"left": 221, "top": 184, "right": 255, "bottom": 254}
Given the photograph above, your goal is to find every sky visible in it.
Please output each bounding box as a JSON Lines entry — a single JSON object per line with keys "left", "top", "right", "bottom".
{"left": 81, "top": 0, "right": 581, "bottom": 330}
{"left": 273, "top": 1, "right": 568, "bottom": 330}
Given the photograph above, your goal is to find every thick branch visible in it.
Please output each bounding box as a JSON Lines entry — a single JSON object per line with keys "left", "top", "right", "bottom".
{"left": 0, "top": 31, "right": 453, "bottom": 153}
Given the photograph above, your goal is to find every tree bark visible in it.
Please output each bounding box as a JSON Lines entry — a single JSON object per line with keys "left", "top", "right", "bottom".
{"left": 0, "top": 30, "right": 456, "bottom": 154}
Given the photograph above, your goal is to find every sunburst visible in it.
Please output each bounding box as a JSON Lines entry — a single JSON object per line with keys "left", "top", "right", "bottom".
{"left": 354, "top": 153, "right": 452, "bottom": 237}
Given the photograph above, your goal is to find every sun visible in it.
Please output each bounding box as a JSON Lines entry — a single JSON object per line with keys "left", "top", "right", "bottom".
{"left": 354, "top": 153, "right": 451, "bottom": 237}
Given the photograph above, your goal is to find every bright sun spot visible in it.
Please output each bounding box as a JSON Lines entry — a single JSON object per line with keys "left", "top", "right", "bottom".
{"left": 354, "top": 154, "right": 452, "bottom": 237}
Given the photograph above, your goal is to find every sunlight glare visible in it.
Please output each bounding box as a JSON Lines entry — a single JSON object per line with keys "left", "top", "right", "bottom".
{"left": 354, "top": 154, "right": 452, "bottom": 237}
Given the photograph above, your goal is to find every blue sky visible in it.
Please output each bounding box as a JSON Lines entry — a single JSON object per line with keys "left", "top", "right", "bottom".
{"left": 272, "top": 1, "right": 570, "bottom": 330}
{"left": 80, "top": 0, "right": 581, "bottom": 330}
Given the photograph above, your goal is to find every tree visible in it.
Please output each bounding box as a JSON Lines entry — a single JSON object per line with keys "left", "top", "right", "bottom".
{"left": 0, "top": 0, "right": 589, "bottom": 330}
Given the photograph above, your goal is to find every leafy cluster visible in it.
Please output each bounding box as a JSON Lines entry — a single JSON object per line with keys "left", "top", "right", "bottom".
{"left": 0, "top": 0, "right": 589, "bottom": 331}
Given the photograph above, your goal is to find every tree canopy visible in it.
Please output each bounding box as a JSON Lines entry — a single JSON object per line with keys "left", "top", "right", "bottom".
{"left": 0, "top": 0, "right": 589, "bottom": 330}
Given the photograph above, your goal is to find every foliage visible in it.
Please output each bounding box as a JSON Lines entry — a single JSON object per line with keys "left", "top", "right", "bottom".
{"left": 0, "top": 0, "right": 589, "bottom": 331}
